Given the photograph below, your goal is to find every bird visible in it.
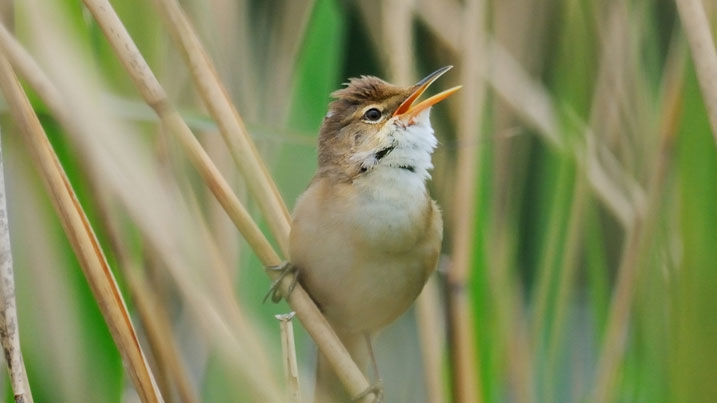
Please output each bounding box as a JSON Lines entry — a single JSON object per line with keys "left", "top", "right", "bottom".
{"left": 272, "top": 66, "right": 459, "bottom": 402}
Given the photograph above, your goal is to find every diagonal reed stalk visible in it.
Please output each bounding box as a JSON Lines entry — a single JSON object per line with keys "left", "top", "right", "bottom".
{"left": 276, "top": 312, "right": 302, "bottom": 403}
{"left": 0, "top": 51, "right": 163, "bottom": 403}
{"left": 76, "top": 0, "right": 376, "bottom": 400}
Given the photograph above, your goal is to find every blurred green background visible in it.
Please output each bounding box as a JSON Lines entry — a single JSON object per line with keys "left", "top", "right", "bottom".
{"left": 2, "top": 0, "right": 717, "bottom": 402}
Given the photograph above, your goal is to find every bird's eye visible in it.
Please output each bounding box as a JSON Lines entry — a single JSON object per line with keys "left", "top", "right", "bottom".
{"left": 363, "top": 108, "right": 382, "bottom": 122}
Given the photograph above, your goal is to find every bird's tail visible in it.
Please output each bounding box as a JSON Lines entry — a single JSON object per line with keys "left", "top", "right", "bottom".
{"left": 315, "top": 332, "right": 371, "bottom": 403}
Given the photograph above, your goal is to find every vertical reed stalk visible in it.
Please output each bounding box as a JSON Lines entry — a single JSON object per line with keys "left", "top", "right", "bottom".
{"left": 446, "top": 0, "right": 486, "bottom": 402}
{"left": 0, "top": 140, "right": 33, "bottom": 403}
{"left": 276, "top": 312, "right": 302, "bottom": 403}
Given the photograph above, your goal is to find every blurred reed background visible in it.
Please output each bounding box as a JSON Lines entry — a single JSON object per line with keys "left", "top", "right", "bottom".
{"left": 0, "top": 0, "right": 715, "bottom": 402}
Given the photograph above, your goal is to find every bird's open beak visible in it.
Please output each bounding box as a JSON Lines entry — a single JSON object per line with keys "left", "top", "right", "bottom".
{"left": 393, "top": 65, "right": 462, "bottom": 122}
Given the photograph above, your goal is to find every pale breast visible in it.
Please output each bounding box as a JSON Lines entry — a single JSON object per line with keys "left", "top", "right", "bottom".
{"left": 348, "top": 167, "right": 431, "bottom": 251}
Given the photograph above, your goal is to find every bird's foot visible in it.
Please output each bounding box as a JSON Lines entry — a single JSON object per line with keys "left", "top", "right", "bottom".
{"left": 352, "top": 379, "right": 383, "bottom": 403}
{"left": 263, "top": 261, "right": 298, "bottom": 303}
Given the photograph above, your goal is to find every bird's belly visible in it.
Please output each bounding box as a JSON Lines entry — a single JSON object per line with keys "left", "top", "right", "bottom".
{"left": 300, "top": 207, "right": 435, "bottom": 332}
{"left": 303, "top": 248, "right": 430, "bottom": 333}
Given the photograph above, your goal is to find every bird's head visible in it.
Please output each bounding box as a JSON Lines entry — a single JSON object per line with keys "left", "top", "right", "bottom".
{"left": 317, "top": 66, "right": 460, "bottom": 182}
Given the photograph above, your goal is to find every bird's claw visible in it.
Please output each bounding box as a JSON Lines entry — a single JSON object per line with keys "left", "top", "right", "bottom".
{"left": 263, "top": 261, "right": 298, "bottom": 303}
{"left": 352, "top": 379, "right": 384, "bottom": 403}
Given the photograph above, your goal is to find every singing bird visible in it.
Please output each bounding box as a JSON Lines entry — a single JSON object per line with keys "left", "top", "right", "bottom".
{"left": 275, "top": 66, "right": 460, "bottom": 402}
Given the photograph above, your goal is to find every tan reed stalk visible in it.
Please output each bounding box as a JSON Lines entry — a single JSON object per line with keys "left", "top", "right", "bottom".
{"left": 415, "top": 277, "right": 446, "bottom": 403}
{"left": 150, "top": 0, "right": 291, "bottom": 255}
{"left": 675, "top": 0, "right": 717, "bottom": 145}
{"left": 0, "top": 143, "right": 33, "bottom": 403}
{"left": 589, "top": 51, "right": 683, "bottom": 403}
{"left": 444, "top": 0, "right": 487, "bottom": 402}
{"left": 276, "top": 312, "right": 302, "bottom": 403}
{"left": 381, "top": 0, "right": 415, "bottom": 81}
{"left": 0, "top": 53, "right": 163, "bottom": 403}
{"left": 78, "top": 0, "right": 376, "bottom": 400}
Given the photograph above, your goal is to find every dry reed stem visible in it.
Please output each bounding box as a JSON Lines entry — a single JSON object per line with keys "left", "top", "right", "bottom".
{"left": 415, "top": 277, "right": 446, "bottom": 403}
{"left": 675, "top": 0, "right": 717, "bottom": 145}
{"left": 150, "top": 0, "right": 291, "bottom": 255}
{"left": 276, "top": 312, "right": 302, "bottom": 403}
{"left": 488, "top": 227, "right": 535, "bottom": 403}
{"left": 79, "top": 0, "right": 375, "bottom": 400}
{"left": 0, "top": 142, "right": 33, "bottom": 403}
{"left": 0, "top": 53, "right": 163, "bottom": 403}
{"left": 444, "top": 0, "right": 486, "bottom": 401}
{"left": 381, "top": 0, "right": 415, "bottom": 81}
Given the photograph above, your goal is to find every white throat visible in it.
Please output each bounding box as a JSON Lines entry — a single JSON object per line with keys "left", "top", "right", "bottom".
{"left": 351, "top": 108, "right": 438, "bottom": 185}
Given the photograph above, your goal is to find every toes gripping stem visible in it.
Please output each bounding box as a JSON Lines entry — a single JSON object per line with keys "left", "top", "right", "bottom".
{"left": 263, "top": 261, "right": 298, "bottom": 303}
